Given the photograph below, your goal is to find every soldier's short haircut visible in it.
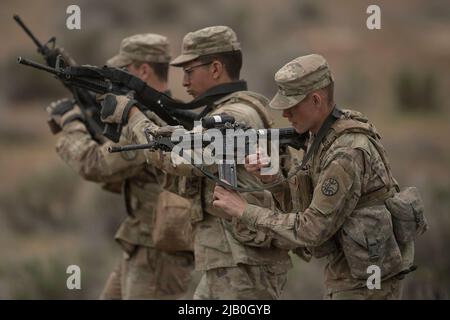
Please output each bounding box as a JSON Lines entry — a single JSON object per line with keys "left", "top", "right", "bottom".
{"left": 132, "top": 61, "right": 169, "bottom": 82}
{"left": 313, "top": 82, "right": 334, "bottom": 106}
{"left": 197, "top": 50, "right": 242, "bottom": 80}
{"left": 306, "top": 82, "right": 334, "bottom": 107}
{"left": 324, "top": 82, "right": 334, "bottom": 106}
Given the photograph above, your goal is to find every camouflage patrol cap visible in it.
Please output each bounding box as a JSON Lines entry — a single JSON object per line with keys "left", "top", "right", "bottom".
{"left": 107, "top": 33, "right": 171, "bottom": 68}
{"left": 269, "top": 54, "right": 334, "bottom": 110}
{"left": 170, "top": 26, "right": 241, "bottom": 67}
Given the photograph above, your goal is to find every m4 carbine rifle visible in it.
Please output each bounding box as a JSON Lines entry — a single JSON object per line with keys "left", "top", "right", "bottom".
{"left": 108, "top": 114, "right": 308, "bottom": 191}
{"left": 17, "top": 55, "right": 184, "bottom": 143}
{"left": 14, "top": 14, "right": 106, "bottom": 142}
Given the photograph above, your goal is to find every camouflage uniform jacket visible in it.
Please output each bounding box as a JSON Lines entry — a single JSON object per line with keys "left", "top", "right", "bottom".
{"left": 129, "top": 91, "right": 294, "bottom": 272}
{"left": 241, "top": 109, "right": 404, "bottom": 293}
{"left": 56, "top": 109, "right": 166, "bottom": 250}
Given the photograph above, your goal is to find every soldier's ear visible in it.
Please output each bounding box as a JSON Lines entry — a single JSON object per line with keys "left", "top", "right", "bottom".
{"left": 139, "top": 63, "right": 151, "bottom": 78}
{"left": 211, "top": 60, "right": 223, "bottom": 80}
{"left": 312, "top": 92, "right": 321, "bottom": 107}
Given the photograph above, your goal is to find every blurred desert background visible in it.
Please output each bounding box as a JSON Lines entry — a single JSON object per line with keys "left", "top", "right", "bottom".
{"left": 0, "top": 0, "right": 449, "bottom": 299}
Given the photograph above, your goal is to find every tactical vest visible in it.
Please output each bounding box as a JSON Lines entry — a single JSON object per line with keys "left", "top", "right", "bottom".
{"left": 212, "top": 90, "right": 274, "bottom": 128}
{"left": 182, "top": 90, "right": 275, "bottom": 224}
{"left": 294, "top": 110, "right": 426, "bottom": 279}
{"left": 174, "top": 90, "right": 293, "bottom": 270}
{"left": 294, "top": 109, "right": 397, "bottom": 211}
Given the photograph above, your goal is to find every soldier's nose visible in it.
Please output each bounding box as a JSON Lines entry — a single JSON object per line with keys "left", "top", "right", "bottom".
{"left": 182, "top": 74, "right": 190, "bottom": 87}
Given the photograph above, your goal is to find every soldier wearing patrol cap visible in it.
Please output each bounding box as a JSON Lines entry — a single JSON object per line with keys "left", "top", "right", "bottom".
{"left": 46, "top": 33, "right": 195, "bottom": 299}
{"left": 213, "top": 54, "right": 424, "bottom": 299}
{"left": 100, "top": 25, "right": 295, "bottom": 299}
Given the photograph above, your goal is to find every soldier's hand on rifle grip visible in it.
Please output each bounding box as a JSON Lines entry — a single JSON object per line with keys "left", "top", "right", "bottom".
{"left": 212, "top": 185, "right": 247, "bottom": 218}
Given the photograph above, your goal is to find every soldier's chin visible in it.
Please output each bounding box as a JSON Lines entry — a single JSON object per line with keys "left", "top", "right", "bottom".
{"left": 292, "top": 123, "right": 307, "bottom": 134}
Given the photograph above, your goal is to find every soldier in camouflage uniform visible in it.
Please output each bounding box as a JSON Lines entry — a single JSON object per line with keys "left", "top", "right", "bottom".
{"left": 100, "top": 26, "right": 294, "bottom": 299}
{"left": 213, "top": 54, "right": 423, "bottom": 299}
{"left": 46, "top": 34, "right": 194, "bottom": 299}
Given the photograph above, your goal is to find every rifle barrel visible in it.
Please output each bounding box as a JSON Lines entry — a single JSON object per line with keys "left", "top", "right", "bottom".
{"left": 17, "top": 57, "right": 59, "bottom": 75}
{"left": 13, "top": 15, "right": 44, "bottom": 50}
{"left": 108, "top": 142, "right": 157, "bottom": 153}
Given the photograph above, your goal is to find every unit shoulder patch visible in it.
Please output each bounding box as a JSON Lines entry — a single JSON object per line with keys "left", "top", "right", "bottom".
{"left": 321, "top": 178, "right": 339, "bottom": 196}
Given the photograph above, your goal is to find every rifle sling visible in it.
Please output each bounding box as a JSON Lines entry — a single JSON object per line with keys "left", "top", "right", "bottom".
{"left": 64, "top": 65, "right": 249, "bottom": 128}
{"left": 103, "top": 67, "right": 247, "bottom": 122}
